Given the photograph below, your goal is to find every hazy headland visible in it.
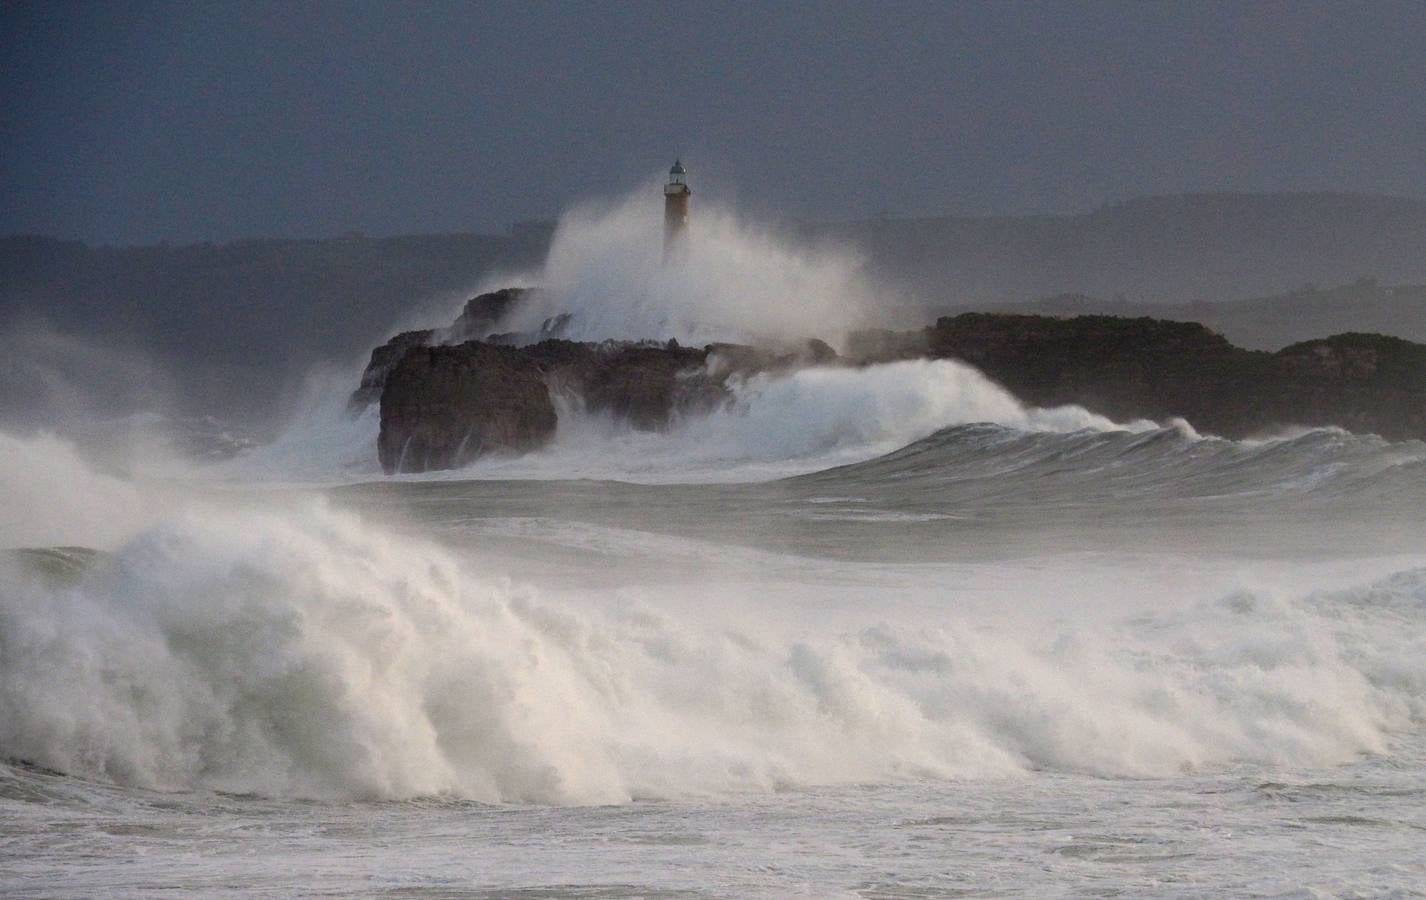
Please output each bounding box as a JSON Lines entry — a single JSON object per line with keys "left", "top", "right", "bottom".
{"left": 5, "top": 191, "right": 1426, "bottom": 443}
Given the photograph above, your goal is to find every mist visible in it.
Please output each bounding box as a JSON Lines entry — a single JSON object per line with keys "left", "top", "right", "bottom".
{"left": 5, "top": 5, "right": 1426, "bottom": 893}
{"left": 498, "top": 178, "right": 883, "bottom": 347}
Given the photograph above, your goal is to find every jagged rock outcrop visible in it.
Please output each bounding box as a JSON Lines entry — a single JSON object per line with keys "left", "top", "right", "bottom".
{"left": 350, "top": 289, "right": 531, "bottom": 413}
{"left": 349, "top": 328, "right": 435, "bottom": 411}
{"left": 378, "top": 343, "right": 558, "bottom": 473}
{"left": 365, "top": 286, "right": 1426, "bottom": 473}
{"left": 375, "top": 335, "right": 841, "bottom": 473}
{"left": 852, "top": 314, "right": 1426, "bottom": 440}
{"left": 447, "top": 287, "right": 529, "bottom": 342}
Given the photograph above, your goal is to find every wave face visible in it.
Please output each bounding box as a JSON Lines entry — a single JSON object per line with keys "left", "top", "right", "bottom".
{"left": 235, "top": 335, "right": 1426, "bottom": 497}
{"left": 229, "top": 356, "right": 1143, "bottom": 485}
{"left": 423, "top": 358, "right": 1147, "bottom": 483}
{"left": 3, "top": 496, "right": 1424, "bottom": 804}
{"left": 792, "top": 422, "right": 1426, "bottom": 512}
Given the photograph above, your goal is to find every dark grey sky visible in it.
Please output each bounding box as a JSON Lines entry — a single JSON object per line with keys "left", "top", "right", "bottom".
{"left": 4, "top": 0, "right": 1425, "bottom": 244}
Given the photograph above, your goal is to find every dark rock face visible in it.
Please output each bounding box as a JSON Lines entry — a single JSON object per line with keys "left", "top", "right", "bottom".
{"left": 365, "top": 286, "right": 1426, "bottom": 473}
{"left": 349, "top": 329, "right": 434, "bottom": 412}
{"left": 351, "top": 288, "right": 532, "bottom": 413}
{"left": 355, "top": 282, "right": 845, "bottom": 473}
{"left": 853, "top": 313, "right": 1426, "bottom": 440}
{"left": 529, "top": 340, "right": 725, "bottom": 429}
{"left": 1265, "top": 333, "right": 1426, "bottom": 438}
{"left": 377, "top": 343, "right": 558, "bottom": 473}
{"left": 376, "top": 340, "right": 718, "bottom": 473}
{"left": 447, "top": 287, "right": 529, "bottom": 343}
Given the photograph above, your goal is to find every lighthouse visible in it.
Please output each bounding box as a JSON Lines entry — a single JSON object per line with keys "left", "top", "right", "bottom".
{"left": 663, "top": 158, "right": 690, "bottom": 257}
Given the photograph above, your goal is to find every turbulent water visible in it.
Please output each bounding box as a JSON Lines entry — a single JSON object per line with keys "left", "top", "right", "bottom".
{"left": 4, "top": 188, "right": 1425, "bottom": 897}
{"left": 3, "top": 351, "right": 1425, "bottom": 897}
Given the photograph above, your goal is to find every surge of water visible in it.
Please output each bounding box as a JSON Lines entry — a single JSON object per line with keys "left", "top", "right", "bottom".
{"left": 244, "top": 356, "right": 1148, "bottom": 485}
{"left": 7, "top": 181, "right": 1426, "bottom": 898}
{"left": 3, "top": 486, "right": 1423, "bottom": 805}
{"left": 493, "top": 180, "right": 881, "bottom": 347}
{"left": 0, "top": 430, "right": 171, "bottom": 549}
{"left": 796, "top": 421, "right": 1426, "bottom": 509}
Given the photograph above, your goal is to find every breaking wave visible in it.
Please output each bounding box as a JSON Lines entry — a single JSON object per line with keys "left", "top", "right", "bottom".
{"left": 2, "top": 496, "right": 1423, "bottom": 804}
{"left": 494, "top": 179, "right": 882, "bottom": 347}
{"left": 218, "top": 355, "right": 1146, "bottom": 485}
{"left": 223, "top": 347, "right": 1426, "bottom": 496}
{"left": 795, "top": 421, "right": 1426, "bottom": 510}
{"left": 410, "top": 357, "right": 1149, "bottom": 483}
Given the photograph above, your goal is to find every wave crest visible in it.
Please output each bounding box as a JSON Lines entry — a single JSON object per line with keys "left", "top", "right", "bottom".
{"left": 3, "top": 501, "right": 1422, "bottom": 803}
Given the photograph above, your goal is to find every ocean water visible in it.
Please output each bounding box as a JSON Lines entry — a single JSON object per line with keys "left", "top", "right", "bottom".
{"left": 3, "top": 358, "right": 1426, "bottom": 897}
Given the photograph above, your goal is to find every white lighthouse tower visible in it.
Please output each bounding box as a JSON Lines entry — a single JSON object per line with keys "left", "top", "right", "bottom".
{"left": 663, "top": 159, "right": 690, "bottom": 258}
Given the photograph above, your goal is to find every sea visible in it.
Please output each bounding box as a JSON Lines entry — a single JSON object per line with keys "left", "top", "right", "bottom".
{"left": 2, "top": 354, "right": 1425, "bottom": 897}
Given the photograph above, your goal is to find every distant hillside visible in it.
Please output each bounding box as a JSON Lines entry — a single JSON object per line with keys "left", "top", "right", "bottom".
{"left": 818, "top": 192, "right": 1426, "bottom": 307}
{"left": 965, "top": 279, "right": 1426, "bottom": 350}
{"left": 6, "top": 191, "right": 1426, "bottom": 431}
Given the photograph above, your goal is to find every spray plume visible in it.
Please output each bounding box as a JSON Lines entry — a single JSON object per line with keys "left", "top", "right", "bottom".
{"left": 497, "top": 177, "right": 878, "bottom": 348}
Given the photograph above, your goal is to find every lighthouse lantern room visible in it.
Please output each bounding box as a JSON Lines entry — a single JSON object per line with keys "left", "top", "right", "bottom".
{"left": 663, "top": 158, "right": 691, "bottom": 256}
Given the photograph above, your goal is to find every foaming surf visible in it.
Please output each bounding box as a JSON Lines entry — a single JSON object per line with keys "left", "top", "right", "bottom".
{"left": 211, "top": 171, "right": 1426, "bottom": 491}
{"left": 231, "top": 356, "right": 1150, "bottom": 486}
{"left": 794, "top": 419, "right": 1426, "bottom": 510}
{"left": 7, "top": 178, "right": 1426, "bottom": 895}
{"left": 4, "top": 490, "right": 1424, "bottom": 805}
{"left": 494, "top": 179, "right": 882, "bottom": 347}
{"left": 4, "top": 386, "right": 1425, "bottom": 897}
{"left": 218, "top": 348, "right": 1426, "bottom": 503}
{"left": 456, "top": 357, "right": 1147, "bottom": 483}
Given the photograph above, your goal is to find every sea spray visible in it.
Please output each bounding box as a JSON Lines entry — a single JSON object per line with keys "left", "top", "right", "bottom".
{"left": 3, "top": 487, "right": 1423, "bottom": 804}
{"left": 0, "top": 430, "right": 172, "bottom": 549}
{"left": 497, "top": 179, "right": 880, "bottom": 347}
{"left": 219, "top": 374, "right": 384, "bottom": 484}
{"left": 460, "top": 357, "right": 1150, "bottom": 482}
{"left": 236, "top": 178, "right": 1101, "bottom": 483}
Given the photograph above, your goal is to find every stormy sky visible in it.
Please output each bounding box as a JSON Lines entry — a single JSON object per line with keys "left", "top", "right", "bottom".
{"left": 4, "top": 0, "right": 1425, "bottom": 245}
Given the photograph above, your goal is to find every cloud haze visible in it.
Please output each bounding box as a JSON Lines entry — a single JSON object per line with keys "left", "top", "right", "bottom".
{"left": 4, "top": 0, "right": 1425, "bottom": 244}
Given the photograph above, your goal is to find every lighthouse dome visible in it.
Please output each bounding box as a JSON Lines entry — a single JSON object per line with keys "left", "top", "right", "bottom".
{"left": 666, "top": 158, "right": 688, "bottom": 192}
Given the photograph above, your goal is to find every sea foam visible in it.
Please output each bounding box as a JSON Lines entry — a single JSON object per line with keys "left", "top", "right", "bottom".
{"left": 3, "top": 489, "right": 1422, "bottom": 804}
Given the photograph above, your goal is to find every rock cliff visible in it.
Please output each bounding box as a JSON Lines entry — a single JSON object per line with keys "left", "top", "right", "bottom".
{"left": 361, "top": 288, "right": 1426, "bottom": 473}
{"left": 372, "top": 318, "right": 834, "bottom": 473}
{"left": 850, "top": 314, "right": 1426, "bottom": 440}
{"left": 378, "top": 342, "right": 559, "bottom": 473}
{"left": 348, "top": 288, "right": 532, "bottom": 412}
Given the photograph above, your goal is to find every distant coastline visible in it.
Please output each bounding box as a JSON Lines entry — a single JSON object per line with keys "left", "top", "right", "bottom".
{"left": 7, "top": 191, "right": 1426, "bottom": 434}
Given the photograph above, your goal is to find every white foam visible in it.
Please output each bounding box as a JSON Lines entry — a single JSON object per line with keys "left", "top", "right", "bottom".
{"left": 213, "top": 370, "right": 383, "bottom": 485}
{"left": 460, "top": 358, "right": 1148, "bottom": 483}
{"left": 3, "top": 493, "right": 1422, "bottom": 804}
{"left": 0, "top": 430, "right": 172, "bottom": 549}
{"left": 231, "top": 177, "right": 1146, "bottom": 485}
{"left": 500, "top": 180, "right": 879, "bottom": 347}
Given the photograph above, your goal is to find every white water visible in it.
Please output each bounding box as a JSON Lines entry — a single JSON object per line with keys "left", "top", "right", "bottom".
{"left": 0, "top": 430, "right": 173, "bottom": 549}
{"left": 221, "top": 179, "right": 1155, "bottom": 486}
{"left": 478, "top": 358, "right": 1152, "bottom": 482}
{"left": 4, "top": 403, "right": 1426, "bottom": 895}
{"left": 228, "top": 356, "right": 1151, "bottom": 486}
{"left": 4, "top": 481, "right": 1424, "bottom": 806}
{"left": 3, "top": 423, "right": 1424, "bottom": 807}
{"left": 5, "top": 183, "right": 1425, "bottom": 896}
{"left": 497, "top": 181, "right": 880, "bottom": 347}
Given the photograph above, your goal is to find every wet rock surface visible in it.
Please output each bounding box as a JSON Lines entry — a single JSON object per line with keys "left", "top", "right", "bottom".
{"left": 363, "top": 289, "right": 1426, "bottom": 473}
{"left": 855, "top": 314, "right": 1426, "bottom": 441}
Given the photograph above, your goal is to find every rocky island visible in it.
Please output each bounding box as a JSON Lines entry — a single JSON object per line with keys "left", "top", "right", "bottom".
{"left": 354, "top": 289, "right": 1426, "bottom": 474}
